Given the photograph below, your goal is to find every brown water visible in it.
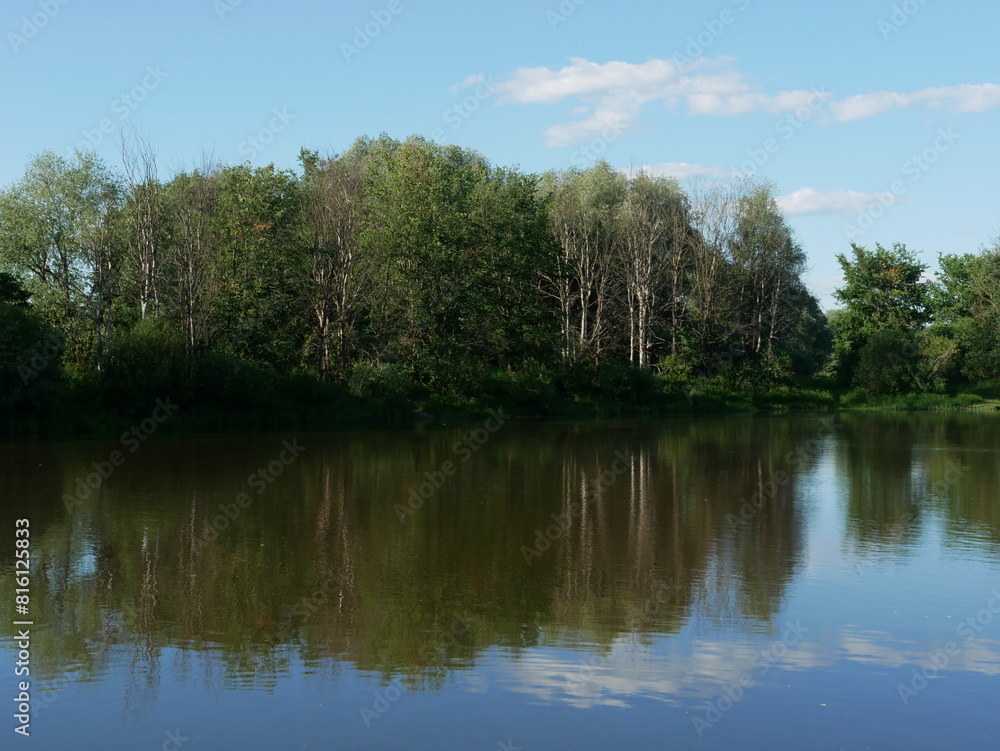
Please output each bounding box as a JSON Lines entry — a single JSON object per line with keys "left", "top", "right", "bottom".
{"left": 1, "top": 413, "right": 998, "bottom": 750}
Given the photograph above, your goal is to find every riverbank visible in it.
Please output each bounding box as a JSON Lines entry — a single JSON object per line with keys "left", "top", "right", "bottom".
{"left": 3, "top": 374, "right": 997, "bottom": 440}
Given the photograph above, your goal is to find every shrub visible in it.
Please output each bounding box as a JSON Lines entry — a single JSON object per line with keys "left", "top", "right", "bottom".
{"left": 347, "top": 362, "right": 415, "bottom": 408}
{"left": 852, "top": 328, "right": 921, "bottom": 394}
{"left": 0, "top": 299, "right": 64, "bottom": 411}
{"left": 190, "top": 351, "right": 277, "bottom": 409}
{"left": 484, "top": 363, "right": 557, "bottom": 413}
{"left": 102, "top": 319, "right": 188, "bottom": 411}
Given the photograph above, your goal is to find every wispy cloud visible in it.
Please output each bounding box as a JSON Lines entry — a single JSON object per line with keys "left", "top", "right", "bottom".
{"left": 831, "top": 83, "right": 1000, "bottom": 122}
{"left": 495, "top": 57, "right": 823, "bottom": 147}
{"left": 450, "top": 72, "right": 488, "bottom": 94}
{"left": 493, "top": 56, "right": 1000, "bottom": 146}
{"left": 777, "top": 187, "right": 897, "bottom": 216}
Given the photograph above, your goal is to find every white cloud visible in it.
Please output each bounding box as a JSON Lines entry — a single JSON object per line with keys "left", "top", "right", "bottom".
{"left": 501, "top": 628, "right": 1000, "bottom": 709}
{"left": 493, "top": 56, "right": 1000, "bottom": 145}
{"left": 495, "top": 57, "right": 828, "bottom": 146}
{"left": 686, "top": 88, "right": 824, "bottom": 116}
{"left": 542, "top": 98, "right": 640, "bottom": 148}
{"left": 777, "top": 187, "right": 898, "bottom": 216}
{"left": 831, "top": 83, "right": 1000, "bottom": 122}
{"left": 497, "top": 57, "right": 684, "bottom": 105}
{"left": 450, "top": 72, "right": 487, "bottom": 94}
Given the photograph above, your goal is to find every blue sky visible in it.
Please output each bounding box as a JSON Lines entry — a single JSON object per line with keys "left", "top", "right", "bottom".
{"left": 4, "top": 0, "right": 999, "bottom": 308}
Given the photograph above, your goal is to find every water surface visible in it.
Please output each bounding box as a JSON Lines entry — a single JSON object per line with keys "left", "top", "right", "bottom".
{"left": 1, "top": 413, "right": 998, "bottom": 749}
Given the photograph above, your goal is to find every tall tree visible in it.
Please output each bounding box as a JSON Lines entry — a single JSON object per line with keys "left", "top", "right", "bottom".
{"left": 541, "top": 162, "right": 626, "bottom": 367}
{"left": 211, "top": 164, "right": 300, "bottom": 366}
{"left": 833, "top": 242, "right": 929, "bottom": 349}
{"left": 161, "top": 162, "right": 219, "bottom": 356}
{"left": 686, "top": 185, "right": 739, "bottom": 372}
{"left": 121, "top": 131, "right": 163, "bottom": 320}
{"left": 929, "top": 246, "right": 1000, "bottom": 381}
{"left": 0, "top": 150, "right": 122, "bottom": 370}
{"left": 729, "top": 182, "right": 808, "bottom": 370}
{"left": 355, "top": 135, "right": 555, "bottom": 390}
{"left": 616, "top": 172, "right": 692, "bottom": 366}
{"left": 832, "top": 242, "right": 930, "bottom": 390}
{"left": 296, "top": 150, "right": 369, "bottom": 381}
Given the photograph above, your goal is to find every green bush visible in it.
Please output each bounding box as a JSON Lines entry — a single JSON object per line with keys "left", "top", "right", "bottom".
{"left": 484, "top": 363, "right": 557, "bottom": 413}
{"left": 954, "top": 316, "right": 1000, "bottom": 382}
{"left": 347, "top": 361, "right": 415, "bottom": 408}
{"left": 954, "top": 392, "right": 984, "bottom": 406}
{"left": 715, "top": 360, "right": 767, "bottom": 393}
{"left": 0, "top": 300, "right": 64, "bottom": 411}
{"left": 655, "top": 353, "right": 694, "bottom": 388}
{"left": 853, "top": 328, "right": 921, "bottom": 394}
{"left": 190, "top": 350, "right": 278, "bottom": 409}
{"left": 101, "top": 319, "right": 189, "bottom": 412}
{"left": 595, "top": 362, "right": 660, "bottom": 406}
{"left": 918, "top": 332, "right": 960, "bottom": 392}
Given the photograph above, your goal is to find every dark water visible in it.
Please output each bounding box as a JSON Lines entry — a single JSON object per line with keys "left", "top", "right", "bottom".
{"left": 1, "top": 413, "right": 998, "bottom": 750}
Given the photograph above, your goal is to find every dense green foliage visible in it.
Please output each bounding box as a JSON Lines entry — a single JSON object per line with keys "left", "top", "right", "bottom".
{"left": 0, "top": 135, "right": 996, "bottom": 430}
{"left": 830, "top": 242, "right": 1000, "bottom": 395}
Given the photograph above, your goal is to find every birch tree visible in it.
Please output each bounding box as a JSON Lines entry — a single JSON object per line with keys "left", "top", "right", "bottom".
{"left": 121, "top": 131, "right": 163, "bottom": 320}
{"left": 162, "top": 161, "right": 219, "bottom": 355}
{"left": 543, "top": 162, "right": 625, "bottom": 367}
{"left": 297, "top": 150, "right": 369, "bottom": 380}
{"left": 617, "top": 172, "right": 692, "bottom": 366}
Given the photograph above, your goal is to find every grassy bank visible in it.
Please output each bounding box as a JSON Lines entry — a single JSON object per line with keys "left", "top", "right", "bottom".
{"left": 3, "top": 372, "right": 997, "bottom": 440}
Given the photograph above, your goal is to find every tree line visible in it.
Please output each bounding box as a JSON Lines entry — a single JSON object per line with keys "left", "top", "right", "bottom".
{"left": 832, "top": 241, "right": 1000, "bottom": 396}
{"left": 0, "top": 133, "right": 996, "bottom": 422}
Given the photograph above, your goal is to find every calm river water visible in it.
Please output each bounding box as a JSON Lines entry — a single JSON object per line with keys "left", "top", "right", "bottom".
{"left": 1, "top": 413, "right": 998, "bottom": 750}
